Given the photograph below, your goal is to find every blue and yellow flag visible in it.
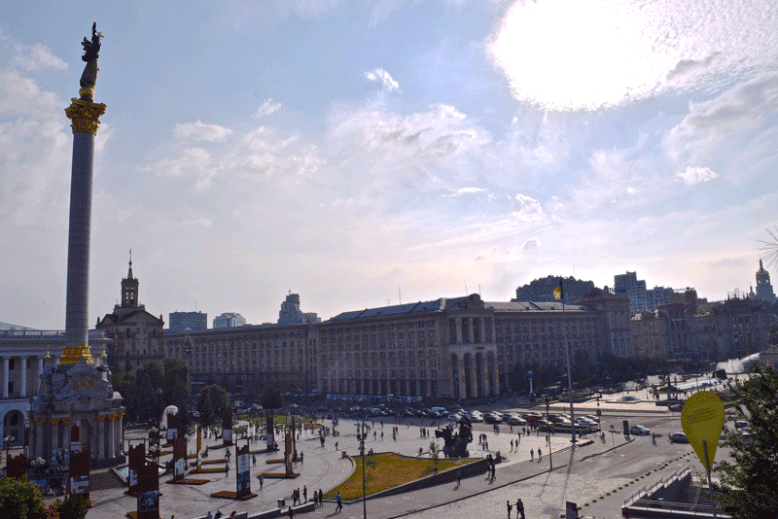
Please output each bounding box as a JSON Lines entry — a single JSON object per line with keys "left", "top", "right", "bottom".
{"left": 553, "top": 280, "right": 563, "bottom": 301}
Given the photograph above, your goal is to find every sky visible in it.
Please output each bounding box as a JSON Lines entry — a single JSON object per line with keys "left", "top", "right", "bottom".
{"left": 2, "top": 0, "right": 778, "bottom": 330}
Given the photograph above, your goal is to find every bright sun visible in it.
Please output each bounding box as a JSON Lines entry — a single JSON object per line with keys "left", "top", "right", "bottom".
{"left": 488, "top": 0, "right": 778, "bottom": 112}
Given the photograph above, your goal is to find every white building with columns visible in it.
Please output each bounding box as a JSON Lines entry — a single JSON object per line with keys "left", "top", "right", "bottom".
{"left": 0, "top": 328, "right": 109, "bottom": 450}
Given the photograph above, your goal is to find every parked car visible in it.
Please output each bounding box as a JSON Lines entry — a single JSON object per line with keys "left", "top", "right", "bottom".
{"left": 447, "top": 413, "right": 464, "bottom": 421}
{"left": 548, "top": 415, "right": 568, "bottom": 424}
{"left": 466, "top": 413, "right": 484, "bottom": 423}
{"left": 629, "top": 425, "right": 650, "bottom": 436}
{"left": 484, "top": 413, "right": 503, "bottom": 424}
{"left": 669, "top": 432, "right": 689, "bottom": 443}
{"left": 506, "top": 415, "right": 527, "bottom": 425}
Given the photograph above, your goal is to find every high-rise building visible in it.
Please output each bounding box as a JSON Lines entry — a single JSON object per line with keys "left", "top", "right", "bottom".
{"left": 169, "top": 311, "right": 208, "bottom": 333}
{"left": 614, "top": 271, "right": 648, "bottom": 315}
{"left": 278, "top": 292, "right": 320, "bottom": 325}
{"left": 213, "top": 312, "right": 247, "bottom": 329}
{"left": 513, "top": 276, "right": 595, "bottom": 306}
{"left": 755, "top": 259, "right": 776, "bottom": 304}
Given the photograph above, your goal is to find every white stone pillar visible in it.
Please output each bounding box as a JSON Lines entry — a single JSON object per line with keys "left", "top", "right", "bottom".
{"left": 2, "top": 357, "right": 8, "bottom": 398}
{"left": 470, "top": 354, "right": 479, "bottom": 398}
{"left": 458, "top": 354, "right": 466, "bottom": 398}
{"left": 106, "top": 417, "right": 115, "bottom": 459}
{"left": 20, "top": 357, "right": 27, "bottom": 397}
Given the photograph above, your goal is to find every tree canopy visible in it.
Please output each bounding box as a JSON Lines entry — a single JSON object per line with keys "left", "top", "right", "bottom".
{"left": 197, "top": 384, "right": 229, "bottom": 427}
{"left": 259, "top": 386, "right": 283, "bottom": 410}
{"left": 111, "top": 358, "right": 191, "bottom": 424}
{"left": 0, "top": 476, "right": 45, "bottom": 519}
{"left": 714, "top": 363, "right": 778, "bottom": 518}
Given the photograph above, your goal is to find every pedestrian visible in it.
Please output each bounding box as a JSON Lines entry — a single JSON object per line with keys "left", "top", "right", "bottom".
{"left": 507, "top": 501, "right": 513, "bottom": 519}
{"left": 457, "top": 470, "right": 462, "bottom": 487}
{"left": 538, "top": 448, "right": 542, "bottom": 460}
{"left": 288, "top": 505, "right": 294, "bottom": 518}
{"left": 335, "top": 441, "right": 338, "bottom": 451}
{"left": 303, "top": 485, "right": 308, "bottom": 502}
{"left": 491, "top": 464, "right": 496, "bottom": 480}
{"left": 319, "top": 489, "right": 324, "bottom": 506}
{"left": 253, "top": 454, "right": 257, "bottom": 467}
{"left": 335, "top": 491, "right": 342, "bottom": 512}
{"left": 517, "top": 498, "right": 525, "bottom": 519}
{"left": 300, "top": 451, "right": 304, "bottom": 463}
{"left": 207, "top": 512, "right": 213, "bottom": 519}
{"left": 381, "top": 431, "right": 384, "bottom": 440}
{"left": 530, "top": 448, "right": 534, "bottom": 460}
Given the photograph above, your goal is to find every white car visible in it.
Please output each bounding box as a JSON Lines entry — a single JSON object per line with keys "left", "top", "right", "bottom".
{"left": 629, "top": 425, "right": 650, "bottom": 436}
{"left": 466, "top": 413, "right": 483, "bottom": 423}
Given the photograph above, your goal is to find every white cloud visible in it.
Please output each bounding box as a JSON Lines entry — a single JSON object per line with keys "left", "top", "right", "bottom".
{"left": 489, "top": 0, "right": 778, "bottom": 111}
{"left": 173, "top": 120, "right": 232, "bottom": 142}
{"left": 444, "top": 187, "right": 487, "bottom": 197}
{"left": 144, "top": 147, "right": 219, "bottom": 190}
{"left": 364, "top": 68, "right": 400, "bottom": 92}
{"left": 182, "top": 217, "right": 213, "bottom": 228}
{"left": 521, "top": 237, "right": 540, "bottom": 251}
{"left": 513, "top": 193, "right": 545, "bottom": 223}
{"left": 11, "top": 43, "right": 67, "bottom": 71}
{"left": 256, "top": 98, "right": 281, "bottom": 117}
{"left": 677, "top": 166, "right": 719, "bottom": 185}
{"left": 328, "top": 102, "right": 490, "bottom": 164}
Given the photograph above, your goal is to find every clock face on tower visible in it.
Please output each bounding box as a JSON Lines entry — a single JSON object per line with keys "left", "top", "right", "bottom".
{"left": 70, "top": 378, "right": 94, "bottom": 392}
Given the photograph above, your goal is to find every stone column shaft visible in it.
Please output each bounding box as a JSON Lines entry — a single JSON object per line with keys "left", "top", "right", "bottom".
{"left": 2, "top": 357, "right": 8, "bottom": 398}
{"left": 20, "top": 357, "right": 27, "bottom": 397}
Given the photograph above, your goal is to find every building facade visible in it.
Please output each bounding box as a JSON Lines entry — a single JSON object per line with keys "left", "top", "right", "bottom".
{"left": 164, "top": 323, "right": 317, "bottom": 398}
{"left": 162, "top": 291, "right": 635, "bottom": 401}
{"left": 755, "top": 259, "right": 776, "bottom": 304}
{"left": 513, "top": 276, "right": 595, "bottom": 306}
{"left": 278, "top": 293, "right": 321, "bottom": 325}
{"left": 0, "top": 329, "right": 110, "bottom": 449}
{"left": 169, "top": 311, "right": 208, "bottom": 334}
{"left": 213, "top": 312, "right": 247, "bottom": 329}
{"left": 96, "top": 260, "right": 165, "bottom": 373}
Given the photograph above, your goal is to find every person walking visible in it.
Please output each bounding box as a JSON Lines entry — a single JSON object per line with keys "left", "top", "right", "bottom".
{"left": 456, "top": 470, "right": 462, "bottom": 487}
{"left": 517, "top": 498, "right": 525, "bottom": 519}
{"left": 538, "top": 448, "right": 542, "bottom": 460}
{"left": 319, "top": 489, "right": 324, "bottom": 507}
{"left": 530, "top": 448, "right": 534, "bottom": 461}
{"left": 507, "top": 501, "right": 513, "bottom": 519}
{"left": 303, "top": 485, "right": 308, "bottom": 503}
{"left": 335, "top": 491, "right": 343, "bottom": 512}
{"left": 207, "top": 512, "right": 213, "bottom": 519}
{"left": 287, "top": 505, "right": 294, "bottom": 518}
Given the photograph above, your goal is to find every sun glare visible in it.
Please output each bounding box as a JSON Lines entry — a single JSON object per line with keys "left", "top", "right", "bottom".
{"left": 490, "top": 0, "right": 672, "bottom": 111}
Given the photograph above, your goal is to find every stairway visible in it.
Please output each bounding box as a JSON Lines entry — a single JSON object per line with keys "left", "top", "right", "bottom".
{"left": 89, "top": 469, "right": 126, "bottom": 492}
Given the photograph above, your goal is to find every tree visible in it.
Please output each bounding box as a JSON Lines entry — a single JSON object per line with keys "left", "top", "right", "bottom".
{"left": 259, "top": 386, "right": 283, "bottom": 410}
{"left": 198, "top": 385, "right": 229, "bottom": 427}
{"left": 0, "top": 475, "right": 45, "bottom": 519}
{"left": 429, "top": 441, "right": 440, "bottom": 472}
{"left": 56, "top": 492, "right": 89, "bottom": 519}
{"left": 714, "top": 363, "right": 778, "bottom": 517}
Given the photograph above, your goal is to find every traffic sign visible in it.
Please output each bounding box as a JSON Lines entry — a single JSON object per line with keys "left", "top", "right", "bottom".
{"left": 681, "top": 391, "right": 725, "bottom": 471}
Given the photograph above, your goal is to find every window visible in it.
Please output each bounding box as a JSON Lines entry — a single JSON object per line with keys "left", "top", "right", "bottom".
{"left": 8, "top": 360, "right": 14, "bottom": 370}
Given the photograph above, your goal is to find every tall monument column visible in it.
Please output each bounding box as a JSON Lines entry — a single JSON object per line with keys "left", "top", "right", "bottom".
{"left": 63, "top": 23, "right": 106, "bottom": 358}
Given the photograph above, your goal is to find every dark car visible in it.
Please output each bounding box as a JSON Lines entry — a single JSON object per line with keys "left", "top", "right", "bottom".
{"left": 669, "top": 432, "right": 689, "bottom": 444}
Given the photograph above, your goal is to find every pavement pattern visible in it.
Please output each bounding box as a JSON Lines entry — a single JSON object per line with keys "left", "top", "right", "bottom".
{"left": 50, "top": 383, "right": 704, "bottom": 519}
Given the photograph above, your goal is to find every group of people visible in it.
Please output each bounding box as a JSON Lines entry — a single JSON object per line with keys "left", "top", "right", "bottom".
{"left": 506, "top": 498, "right": 526, "bottom": 519}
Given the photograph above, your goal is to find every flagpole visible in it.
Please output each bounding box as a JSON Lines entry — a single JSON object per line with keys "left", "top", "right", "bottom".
{"left": 560, "top": 279, "right": 576, "bottom": 444}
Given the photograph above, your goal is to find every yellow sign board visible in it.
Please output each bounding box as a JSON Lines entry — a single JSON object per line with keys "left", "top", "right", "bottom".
{"left": 681, "top": 391, "right": 725, "bottom": 470}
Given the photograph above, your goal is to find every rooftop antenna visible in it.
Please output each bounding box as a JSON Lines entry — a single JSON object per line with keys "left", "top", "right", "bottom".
{"left": 386, "top": 299, "right": 391, "bottom": 306}
{"left": 464, "top": 279, "right": 469, "bottom": 295}
{"left": 478, "top": 284, "right": 482, "bottom": 296}
{"left": 399, "top": 286, "right": 402, "bottom": 305}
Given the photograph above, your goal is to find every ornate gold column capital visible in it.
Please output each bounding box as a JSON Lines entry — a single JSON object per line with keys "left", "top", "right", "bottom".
{"left": 64, "top": 98, "right": 107, "bottom": 136}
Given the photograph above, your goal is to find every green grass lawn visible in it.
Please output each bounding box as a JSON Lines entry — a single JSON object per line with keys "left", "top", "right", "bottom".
{"left": 324, "top": 453, "right": 475, "bottom": 501}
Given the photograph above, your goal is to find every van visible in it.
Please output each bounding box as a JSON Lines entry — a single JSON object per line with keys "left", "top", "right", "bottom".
{"left": 430, "top": 406, "right": 448, "bottom": 415}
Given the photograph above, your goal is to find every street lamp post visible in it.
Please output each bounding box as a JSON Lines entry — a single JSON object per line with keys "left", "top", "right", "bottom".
{"left": 356, "top": 418, "right": 367, "bottom": 518}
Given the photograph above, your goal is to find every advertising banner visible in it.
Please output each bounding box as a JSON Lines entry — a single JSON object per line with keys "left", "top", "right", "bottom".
{"left": 222, "top": 409, "right": 233, "bottom": 445}
{"left": 236, "top": 443, "right": 251, "bottom": 498}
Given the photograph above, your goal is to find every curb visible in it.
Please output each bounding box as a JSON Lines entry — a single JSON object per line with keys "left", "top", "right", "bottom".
{"left": 386, "top": 439, "right": 634, "bottom": 519}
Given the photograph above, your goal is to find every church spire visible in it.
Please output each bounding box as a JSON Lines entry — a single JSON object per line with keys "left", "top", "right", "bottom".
{"left": 121, "top": 250, "right": 139, "bottom": 308}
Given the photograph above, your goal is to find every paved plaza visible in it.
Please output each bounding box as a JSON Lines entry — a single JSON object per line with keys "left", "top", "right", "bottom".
{"left": 63, "top": 385, "right": 694, "bottom": 519}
